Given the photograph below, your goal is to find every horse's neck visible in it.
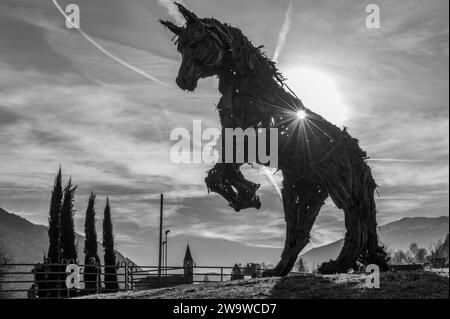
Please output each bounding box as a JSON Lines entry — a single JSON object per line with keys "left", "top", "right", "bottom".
{"left": 218, "top": 67, "right": 297, "bottom": 121}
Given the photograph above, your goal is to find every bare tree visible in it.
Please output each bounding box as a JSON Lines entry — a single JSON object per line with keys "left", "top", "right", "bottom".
{"left": 409, "top": 243, "right": 419, "bottom": 259}
{"left": 428, "top": 238, "right": 448, "bottom": 269}
{"left": 392, "top": 250, "right": 408, "bottom": 264}
{"left": 416, "top": 248, "right": 428, "bottom": 263}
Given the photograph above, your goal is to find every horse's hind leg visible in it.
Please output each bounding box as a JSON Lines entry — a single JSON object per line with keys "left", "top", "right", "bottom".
{"left": 362, "top": 215, "right": 390, "bottom": 271}
{"left": 319, "top": 203, "right": 366, "bottom": 273}
{"left": 263, "top": 170, "right": 328, "bottom": 277}
{"left": 318, "top": 164, "right": 389, "bottom": 273}
{"left": 357, "top": 170, "right": 390, "bottom": 271}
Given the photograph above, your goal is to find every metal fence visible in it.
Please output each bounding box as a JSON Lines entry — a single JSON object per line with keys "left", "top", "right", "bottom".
{"left": 0, "top": 262, "right": 259, "bottom": 299}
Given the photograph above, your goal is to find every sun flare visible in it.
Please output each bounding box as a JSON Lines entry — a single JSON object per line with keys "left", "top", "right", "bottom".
{"left": 296, "top": 110, "right": 307, "bottom": 120}
{"left": 284, "top": 67, "right": 348, "bottom": 126}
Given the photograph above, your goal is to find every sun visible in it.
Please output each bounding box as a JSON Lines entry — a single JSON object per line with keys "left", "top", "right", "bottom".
{"left": 284, "top": 66, "right": 348, "bottom": 126}
{"left": 296, "top": 110, "right": 307, "bottom": 120}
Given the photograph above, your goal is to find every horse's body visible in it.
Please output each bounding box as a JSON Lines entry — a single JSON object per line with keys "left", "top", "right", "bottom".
{"left": 161, "top": 4, "right": 389, "bottom": 275}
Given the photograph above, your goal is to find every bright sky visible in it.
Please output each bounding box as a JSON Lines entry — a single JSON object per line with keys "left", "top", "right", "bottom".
{"left": 0, "top": 0, "right": 448, "bottom": 267}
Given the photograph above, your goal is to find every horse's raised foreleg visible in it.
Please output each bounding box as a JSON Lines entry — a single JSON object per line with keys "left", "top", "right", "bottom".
{"left": 205, "top": 163, "right": 261, "bottom": 211}
{"left": 263, "top": 170, "right": 328, "bottom": 277}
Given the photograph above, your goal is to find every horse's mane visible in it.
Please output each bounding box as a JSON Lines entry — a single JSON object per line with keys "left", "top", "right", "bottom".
{"left": 186, "top": 17, "right": 287, "bottom": 89}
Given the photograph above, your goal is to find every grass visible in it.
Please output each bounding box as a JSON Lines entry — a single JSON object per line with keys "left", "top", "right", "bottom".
{"left": 79, "top": 269, "right": 449, "bottom": 299}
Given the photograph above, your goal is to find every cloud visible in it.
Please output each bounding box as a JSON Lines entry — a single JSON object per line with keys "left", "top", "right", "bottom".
{"left": 0, "top": 0, "right": 448, "bottom": 266}
{"left": 51, "top": 0, "right": 169, "bottom": 87}
{"left": 0, "top": 106, "right": 23, "bottom": 125}
{"left": 0, "top": 13, "right": 78, "bottom": 75}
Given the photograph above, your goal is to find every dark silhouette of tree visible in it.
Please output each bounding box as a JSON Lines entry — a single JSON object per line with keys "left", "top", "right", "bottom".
{"left": 84, "top": 192, "right": 101, "bottom": 293}
{"left": 428, "top": 234, "right": 449, "bottom": 268}
{"left": 33, "top": 261, "right": 54, "bottom": 299}
{"left": 48, "top": 167, "right": 63, "bottom": 263}
{"left": 242, "top": 262, "right": 262, "bottom": 277}
{"left": 391, "top": 249, "right": 408, "bottom": 264}
{"left": 409, "top": 243, "right": 419, "bottom": 259}
{"left": 407, "top": 242, "right": 427, "bottom": 263}
{"left": 102, "top": 197, "right": 118, "bottom": 292}
{"left": 231, "top": 263, "right": 243, "bottom": 280}
{"left": 439, "top": 234, "right": 449, "bottom": 261}
{"left": 415, "top": 248, "right": 428, "bottom": 263}
{"left": 60, "top": 178, "right": 78, "bottom": 262}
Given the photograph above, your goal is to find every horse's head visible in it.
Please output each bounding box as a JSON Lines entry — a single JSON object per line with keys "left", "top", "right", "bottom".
{"left": 160, "top": 3, "right": 227, "bottom": 91}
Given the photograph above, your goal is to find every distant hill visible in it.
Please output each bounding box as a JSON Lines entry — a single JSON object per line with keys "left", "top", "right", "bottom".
{"left": 0, "top": 206, "right": 133, "bottom": 265}
{"left": 301, "top": 216, "right": 449, "bottom": 268}
{"left": 0, "top": 206, "right": 138, "bottom": 298}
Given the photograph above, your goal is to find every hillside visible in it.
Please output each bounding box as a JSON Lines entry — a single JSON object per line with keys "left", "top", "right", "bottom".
{"left": 0, "top": 206, "right": 132, "bottom": 265}
{"left": 0, "top": 206, "right": 136, "bottom": 298}
{"left": 80, "top": 269, "right": 449, "bottom": 299}
{"left": 380, "top": 216, "right": 449, "bottom": 250}
{"left": 301, "top": 216, "right": 449, "bottom": 268}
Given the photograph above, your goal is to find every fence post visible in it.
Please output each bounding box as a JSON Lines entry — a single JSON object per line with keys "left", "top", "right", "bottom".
{"left": 129, "top": 264, "right": 136, "bottom": 290}
{"left": 124, "top": 262, "right": 128, "bottom": 292}
{"left": 33, "top": 264, "right": 38, "bottom": 299}
{"left": 96, "top": 262, "right": 101, "bottom": 294}
{"left": 220, "top": 267, "right": 223, "bottom": 282}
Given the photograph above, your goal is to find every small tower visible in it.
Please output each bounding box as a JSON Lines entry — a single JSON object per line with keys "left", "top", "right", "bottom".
{"left": 183, "top": 244, "right": 194, "bottom": 282}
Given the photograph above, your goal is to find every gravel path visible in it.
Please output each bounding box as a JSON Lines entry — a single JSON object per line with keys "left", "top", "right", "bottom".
{"left": 78, "top": 269, "right": 449, "bottom": 299}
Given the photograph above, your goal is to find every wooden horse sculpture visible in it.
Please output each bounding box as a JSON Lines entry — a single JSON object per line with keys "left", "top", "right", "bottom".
{"left": 161, "top": 3, "right": 389, "bottom": 275}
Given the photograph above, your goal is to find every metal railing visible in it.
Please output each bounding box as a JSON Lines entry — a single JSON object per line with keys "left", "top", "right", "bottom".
{"left": 0, "top": 262, "right": 260, "bottom": 299}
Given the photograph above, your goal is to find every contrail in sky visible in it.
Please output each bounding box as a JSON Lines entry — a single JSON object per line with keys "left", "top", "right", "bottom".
{"left": 260, "top": 1, "right": 296, "bottom": 202}
{"left": 260, "top": 164, "right": 283, "bottom": 202}
{"left": 367, "top": 158, "right": 432, "bottom": 163}
{"left": 273, "top": 0, "right": 294, "bottom": 63}
{"left": 52, "top": 0, "right": 169, "bottom": 87}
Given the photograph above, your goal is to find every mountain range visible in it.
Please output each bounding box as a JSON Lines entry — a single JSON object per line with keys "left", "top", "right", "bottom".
{"left": 0, "top": 206, "right": 138, "bottom": 298}
{"left": 0, "top": 206, "right": 133, "bottom": 265}
{"left": 300, "top": 216, "right": 449, "bottom": 268}
{"left": 1, "top": 206, "right": 449, "bottom": 277}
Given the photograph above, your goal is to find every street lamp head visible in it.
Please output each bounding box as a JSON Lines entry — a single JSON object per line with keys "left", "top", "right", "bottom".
{"left": 165, "top": 230, "right": 171, "bottom": 235}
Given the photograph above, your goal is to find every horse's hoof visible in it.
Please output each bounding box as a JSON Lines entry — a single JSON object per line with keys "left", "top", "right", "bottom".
{"left": 318, "top": 260, "right": 347, "bottom": 274}
{"left": 317, "top": 260, "right": 339, "bottom": 275}
{"left": 253, "top": 196, "right": 261, "bottom": 209}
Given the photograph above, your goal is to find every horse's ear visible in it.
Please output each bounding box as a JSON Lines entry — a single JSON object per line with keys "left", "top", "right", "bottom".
{"left": 174, "top": 2, "right": 199, "bottom": 24}
{"left": 160, "top": 20, "right": 182, "bottom": 35}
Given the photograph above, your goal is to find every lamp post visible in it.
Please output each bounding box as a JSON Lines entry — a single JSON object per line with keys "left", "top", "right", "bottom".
{"left": 162, "top": 241, "right": 166, "bottom": 276}
{"left": 158, "top": 194, "right": 163, "bottom": 279}
{"left": 165, "top": 230, "right": 170, "bottom": 275}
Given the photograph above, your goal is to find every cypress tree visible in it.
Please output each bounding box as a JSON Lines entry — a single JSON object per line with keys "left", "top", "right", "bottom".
{"left": 84, "top": 192, "right": 101, "bottom": 293}
{"left": 48, "top": 167, "right": 63, "bottom": 263}
{"left": 60, "top": 178, "right": 78, "bottom": 263}
{"left": 102, "top": 197, "right": 119, "bottom": 292}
